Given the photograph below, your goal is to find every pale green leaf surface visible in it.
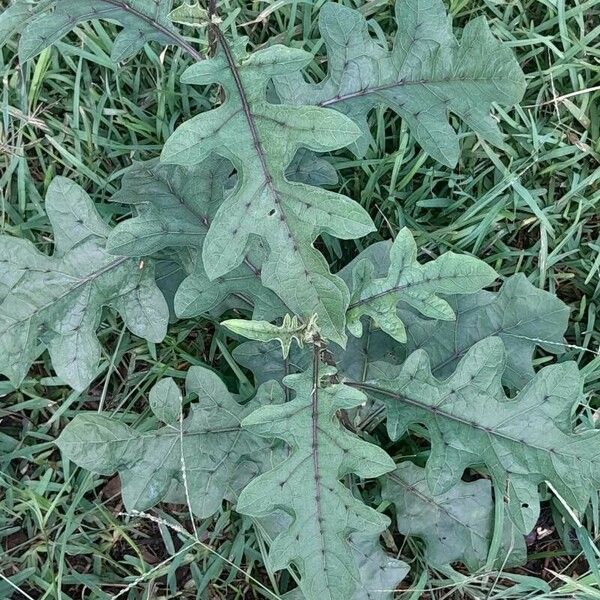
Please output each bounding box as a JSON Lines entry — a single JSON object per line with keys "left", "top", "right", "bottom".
{"left": 56, "top": 368, "right": 282, "bottom": 517}
{"left": 346, "top": 228, "right": 497, "bottom": 342}
{"left": 233, "top": 340, "right": 312, "bottom": 386}
{"left": 153, "top": 257, "right": 188, "bottom": 322}
{"left": 168, "top": 0, "right": 206, "bottom": 28}
{"left": 283, "top": 534, "right": 408, "bottom": 600}
{"left": 237, "top": 368, "right": 395, "bottom": 600}
{"left": 15, "top": 0, "right": 178, "bottom": 62}
{"left": 233, "top": 324, "right": 399, "bottom": 388}
{"left": 0, "top": 177, "right": 168, "bottom": 391}
{"left": 107, "top": 158, "right": 286, "bottom": 321}
{"left": 286, "top": 148, "right": 338, "bottom": 188}
{"left": 340, "top": 243, "right": 569, "bottom": 387}
{"left": 359, "top": 337, "right": 599, "bottom": 533}
{"left": 399, "top": 274, "right": 570, "bottom": 388}
{"left": 0, "top": 0, "right": 52, "bottom": 47}
{"left": 383, "top": 462, "right": 526, "bottom": 570}
{"left": 107, "top": 149, "right": 337, "bottom": 321}
{"left": 173, "top": 250, "right": 284, "bottom": 320}
{"left": 337, "top": 324, "right": 404, "bottom": 383}
{"left": 223, "top": 314, "right": 308, "bottom": 359}
{"left": 161, "top": 38, "right": 375, "bottom": 344}
{"left": 275, "top": 0, "right": 526, "bottom": 166}
{"left": 149, "top": 377, "right": 181, "bottom": 424}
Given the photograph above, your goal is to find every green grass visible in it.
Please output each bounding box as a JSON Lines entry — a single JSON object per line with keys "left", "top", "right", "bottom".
{"left": 1, "top": 0, "right": 599, "bottom": 598}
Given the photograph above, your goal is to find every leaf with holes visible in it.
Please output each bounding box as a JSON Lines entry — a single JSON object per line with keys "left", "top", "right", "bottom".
{"left": 382, "top": 462, "right": 526, "bottom": 570}
{"left": 275, "top": 0, "right": 526, "bottom": 166}
{"left": 346, "top": 228, "right": 497, "bottom": 343}
{"left": 0, "top": 177, "right": 168, "bottom": 391}
{"left": 8, "top": 0, "right": 199, "bottom": 63}
{"left": 161, "top": 33, "right": 375, "bottom": 345}
{"left": 237, "top": 367, "right": 395, "bottom": 600}
{"left": 107, "top": 157, "right": 286, "bottom": 320}
{"left": 357, "top": 337, "right": 599, "bottom": 534}
{"left": 56, "top": 367, "right": 282, "bottom": 517}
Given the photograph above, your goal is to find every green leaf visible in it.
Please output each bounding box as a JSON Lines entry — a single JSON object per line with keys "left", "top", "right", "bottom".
{"left": 237, "top": 368, "right": 395, "bottom": 600}
{"left": 232, "top": 323, "right": 399, "bottom": 388}
{"left": 56, "top": 367, "right": 282, "bottom": 517}
{"left": 0, "top": 177, "right": 168, "bottom": 391}
{"left": 287, "top": 148, "right": 339, "bottom": 188}
{"left": 0, "top": 0, "right": 52, "bottom": 47}
{"left": 107, "top": 158, "right": 285, "bottom": 320}
{"left": 12, "top": 0, "right": 192, "bottom": 63}
{"left": 283, "top": 534, "right": 409, "bottom": 600}
{"left": 342, "top": 247, "right": 569, "bottom": 387}
{"left": 275, "top": 0, "right": 526, "bottom": 166}
{"left": 148, "top": 377, "right": 181, "bottom": 424}
{"left": 223, "top": 314, "right": 318, "bottom": 359}
{"left": 346, "top": 228, "right": 497, "bottom": 343}
{"left": 173, "top": 247, "right": 285, "bottom": 320}
{"left": 358, "top": 337, "right": 599, "bottom": 533}
{"left": 161, "top": 35, "right": 375, "bottom": 345}
{"left": 399, "top": 273, "right": 570, "bottom": 388}
{"left": 382, "top": 462, "right": 526, "bottom": 570}
{"left": 168, "top": 0, "right": 207, "bottom": 28}
{"left": 337, "top": 324, "right": 404, "bottom": 383}
{"left": 233, "top": 340, "right": 312, "bottom": 386}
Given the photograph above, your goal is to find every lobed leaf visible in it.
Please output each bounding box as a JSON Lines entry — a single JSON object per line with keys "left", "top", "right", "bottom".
{"left": 0, "top": 177, "right": 168, "bottom": 391}
{"left": 56, "top": 367, "right": 282, "bottom": 517}
{"left": 358, "top": 337, "right": 599, "bottom": 533}
{"left": 161, "top": 36, "right": 375, "bottom": 344}
{"left": 222, "top": 314, "right": 314, "bottom": 359}
{"left": 275, "top": 0, "right": 526, "bottom": 166}
{"left": 168, "top": 0, "right": 207, "bottom": 28}
{"left": 107, "top": 157, "right": 285, "bottom": 320}
{"left": 383, "top": 462, "right": 526, "bottom": 570}
{"left": 343, "top": 247, "right": 570, "bottom": 388}
{"left": 5, "top": 0, "right": 198, "bottom": 63}
{"left": 232, "top": 340, "right": 312, "bottom": 386}
{"left": 283, "top": 534, "right": 408, "bottom": 600}
{"left": 346, "top": 228, "right": 497, "bottom": 343}
{"left": 0, "top": 0, "right": 52, "bottom": 47}
{"left": 398, "top": 273, "right": 570, "bottom": 388}
{"left": 237, "top": 368, "right": 395, "bottom": 600}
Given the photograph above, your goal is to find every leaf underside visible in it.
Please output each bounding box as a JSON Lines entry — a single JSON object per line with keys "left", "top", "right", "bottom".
{"left": 0, "top": 177, "right": 168, "bottom": 391}
{"left": 275, "top": 0, "right": 526, "bottom": 166}
{"left": 56, "top": 367, "right": 282, "bottom": 517}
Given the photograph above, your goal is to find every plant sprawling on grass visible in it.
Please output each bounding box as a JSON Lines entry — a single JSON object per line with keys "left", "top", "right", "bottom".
{"left": 1, "top": 0, "right": 594, "bottom": 598}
